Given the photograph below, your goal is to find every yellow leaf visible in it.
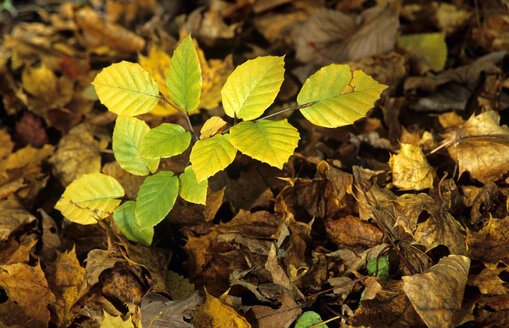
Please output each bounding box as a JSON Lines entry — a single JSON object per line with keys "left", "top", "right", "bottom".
{"left": 397, "top": 32, "right": 447, "bottom": 72}
{"left": 389, "top": 144, "right": 434, "bottom": 190}
{"left": 192, "top": 289, "right": 251, "bottom": 328}
{"left": 200, "top": 116, "right": 227, "bottom": 139}
{"left": 0, "top": 129, "right": 13, "bottom": 160}
{"left": 22, "top": 63, "right": 57, "bottom": 97}
{"left": 190, "top": 134, "right": 237, "bottom": 182}
{"left": 101, "top": 311, "right": 136, "bottom": 328}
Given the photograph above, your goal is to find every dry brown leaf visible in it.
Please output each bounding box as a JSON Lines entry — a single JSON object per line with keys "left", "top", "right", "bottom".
{"left": 466, "top": 215, "right": 509, "bottom": 268}
{"left": 246, "top": 292, "right": 302, "bottom": 328}
{"left": 192, "top": 289, "right": 251, "bottom": 328}
{"left": 445, "top": 110, "right": 509, "bottom": 183}
{"left": 402, "top": 255, "right": 470, "bottom": 328}
{"left": 47, "top": 247, "right": 86, "bottom": 327}
{"left": 0, "top": 262, "right": 56, "bottom": 328}
{"left": 432, "top": 2, "right": 471, "bottom": 35}
{"left": 0, "top": 196, "right": 36, "bottom": 241}
{"left": 295, "top": 7, "right": 399, "bottom": 65}
{"left": 389, "top": 143, "right": 434, "bottom": 190}
{"left": 84, "top": 249, "right": 125, "bottom": 286}
{"left": 100, "top": 263, "right": 145, "bottom": 306}
{"left": 469, "top": 266, "right": 509, "bottom": 296}
{"left": 185, "top": 7, "right": 240, "bottom": 47}
{"left": 141, "top": 292, "right": 201, "bottom": 328}
{"left": 472, "top": 15, "right": 509, "bottom": 51}
{"left": 325, "top": 215, "right": 383, "bottom": 248}
{"left": 0, "top": 128, "right": 14, "bottom": 159}
{"left": 0, "top": 235, "right": 37, "bottom": 265}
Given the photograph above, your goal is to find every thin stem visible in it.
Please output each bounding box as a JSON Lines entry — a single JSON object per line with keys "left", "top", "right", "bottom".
{"left": 159, "top": 94, "right": 198, "bottom": 141}
{"left": 255, "top": 101, "right": 317, "bottom": 122}
{"left": 309, "top": 316, "right": 341, "bottom": 328}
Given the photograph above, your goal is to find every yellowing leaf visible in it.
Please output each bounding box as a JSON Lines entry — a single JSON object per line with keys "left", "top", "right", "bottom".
{"left": 229, "top": 119, "right": 299, "bottom": 169}
{"left": 113, "top": 201, "right": 153, "bottom": 246}
{"left": 22, "top": 63, "right": 57, "bottom": 97}
{"left": 138, "top": 123, "right": 191, "bottom": 159}
{"left": 166, "top": 35, "right": 202, "bottom": 113}
{"left": 221, "top": 56, "right": 285, "bottom": 120}
{"left": 101, "top": 311, "right": 136, "bottom": 328}
{"left": 190, "top": 134, "right": 237, "bottom": 182}
{"left": 179, "top": 166, "right": 208, "bottom": 205}
{"left": 55, "top": 173, "right": 124, "bottom": 224}
{"left": 397, "top": 32, "right": 447, "bottom": 72}
{"left": 389, "top": 144, "right": 434, "bottom": 190}
{"left": 297, "top": 64, "right": 387, "bottom": 128}
{"left": 200, "top": 54, "right": 234, "bottom": 110}
{"left": 192, "top": 289, "right": 251, "bottom": 328}
{"left": 200, "top": 116, "right": 227, "bottom": 139}
{"left": 113, "top": 116, "right": 160, "bottom": 176}
{"left": 135, "top": 171, "right": 179, "bottom": 229}
{"left": 92, "top": 61, "right": 159, "bottom": 116}
{"left": 138, "top": 45, "right": 179, "bottom": 116}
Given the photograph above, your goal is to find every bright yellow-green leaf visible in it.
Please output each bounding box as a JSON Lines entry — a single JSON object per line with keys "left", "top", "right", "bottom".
{"left": 92, "top": 61, "right": 159, "bottom": 116}
{"left": 221, "top": 56, "right": 285, "bottom": 121}
{"left": 200, "top": 116, "right": 227, "bottom": 139}
{"left": 55, "top": 173, "right": 124, "bottom": 225}
{"left": 297, "top": 64, "right": 387, "bottom": 128}
{"left": 135, "top": 171, "right": 179, "bottom": 229}
{"left": 113, "top": 201, "right": 153, "bottom": 246}
{"left": 179, "top": 166, "right": 208, "bottom": 205}
{"left": 101, "top": 311, "right": 135, "bottom": 328}
{"left": 166, "top": 35, "right": 202, "bottom": 113}
{"left": 113, "top": 116, "right": 159, "bottom": 176}
{"left": 229, "top": 119, "right": 299, "bottom": 169}
{"left": 138, "top": 123, "right": 191, "bottom": 159}
{"left": 397, "top": 32, "right": 447, "bottom": 72}
{"left": 190, "top": 134, "right": 237, "bottom": 182}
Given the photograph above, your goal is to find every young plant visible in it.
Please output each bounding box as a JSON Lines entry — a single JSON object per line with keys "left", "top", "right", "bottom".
{"left": 55, "top": 35, "right": 387, "bottom": 246}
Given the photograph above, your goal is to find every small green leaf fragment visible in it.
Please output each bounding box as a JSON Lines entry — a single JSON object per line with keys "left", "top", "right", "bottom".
{"left": 229, "top": 119, "right": 299, "bottom": 169}
{"left": 295, "top": 311, "right": 328, "bottom": 328}
{"left": 113, "top": 116, "right": 160, "bottom": 176}
{"left": 138, "top": 123, "right": 191, "bottom": 159}
{"left": 190, "top": 134, "right": 237, "bottom": 182}
{"left": 397, "top": 32, "right": 447, "bottom": 72}
{"left": 92, "top": 61, "right": 159, "bottom": 116}
{"left": 135, "top": 171, "right": 179, "bottom": 229}
{"left": 367, "top": 256, "right": 389, "bottom": 280}
{"left": 113, "top": 201, "right": 153, "bottom": 246}
{"left": 166, "top": 35, "right": 202, "bottom": 113}
{"left": 179, "top": 166, "right": 208, "bottom": 205}
{"left": 221, "top": 56, "right": 285, "bottom": 120}
{"left": 297, "top": 64, "right": 387, "bottom": 128}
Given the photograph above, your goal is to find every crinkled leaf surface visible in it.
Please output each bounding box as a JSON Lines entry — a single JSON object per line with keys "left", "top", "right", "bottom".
{"left": 179, "top": 166, "right": 208, "bottom": 205}
{"left": 398, "top": 32, "right": 447, "bottom": 72}
{"left": 221, "top": 56, "right": 285, "bottom": 120}
{"left": 113, "top": 116, "right": 160, "bottom": 176}
{"left": 166, "top": 35, "right": 202, "bottom": 113}
{"left": 113, "top": 201, "right": 153, "bottom": 246}
{"left": 297, "top": 64, "right": 387, "bottom": 128}
{"left": 92, "top": 61, "right": 159, "bottom": 116}
{"left": 190, "top": 134, "right": 237, "bottom": 182}
{"left": 229, "top": 119, "right": 299, "bottom": 169}
{"left": 138, "top": 123, "right": 191, "bottom": 159}
{"left": 389, "top": 143, "right": 434, "bottom": 190}
{"left": 135, "top": 171, "right": 179, "bottom": 229}
{"left": 55, "top": 173, "right": 124, "bottom": 224}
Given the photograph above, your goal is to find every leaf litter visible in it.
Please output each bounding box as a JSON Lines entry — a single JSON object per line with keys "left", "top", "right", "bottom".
{"left": 0, "top": 1, "right": 509, "bottom": 327}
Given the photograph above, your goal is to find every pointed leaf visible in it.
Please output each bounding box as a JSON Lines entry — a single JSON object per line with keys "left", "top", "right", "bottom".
{"left": 166, "top": 35, "right": 202, "bottom": 113}
{"left": 135, "top": 171, "right": 179, "bottom": 229}
{"left": 200, "top": 116, "right": 227, "bottom": 139}
{"left": 190, "top": 134, "right": 236, "bottom": 182}
{"left": 113, "top": 201, "right": 153, "bottom": 246}
{"left": 229, "top": 119, "right": 299, "bottom": 169}
{"left": 221, "top": 56, "right": 285, "bottom": 120}
{"left": 55, "top": 173, "right": 124, "bottom": 225}
{"left": 92, "top": 61, "right": 159, "bottom": 116}
{"left": 297, "top": 64, "right": 387, "bottom": 128}
{"left": 179, "top": 166, "right": 208, "bottom": 205}
{"left": 138, "top": 123, "right": 191, "bottom": 159}
{"left": 113, "top": 116, "right": 160, "bottom": 176}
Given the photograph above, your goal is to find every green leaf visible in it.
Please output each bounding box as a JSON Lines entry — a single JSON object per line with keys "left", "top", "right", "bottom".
{"left": 190, "top": 134, "right": 236, "bottom": 182}
{"left": 229, "top": 119, "right": 299, "bottom": 169}
{"left": 135, "top": 171, "right": 179, "bottom": 229}
{"left": 221, "top": 56, "right": 285, "bottom": 120}
{"left": 138, "top": 123, "right": 191, "bottom": 159}
{"left": 295, "top": 311, "right": 328, "bottom": 328}
{"left": 179, "top": 166, "right": 208, "bottom": 205}
{"left": 113, "top": 116, "right": 160, "bottom": 176}
{"left": 113, "top": 201, "right": 153, "bottom": 246}
{"left": 367, "top": 255, "right": 389, "bottom": 280}
{"left": 397, "top": 32, "right": 447, "bottom": 72}
{"left": 297, "top": 64, "right": 387, "bottom": 128}
{"left": 166, "top": 35, "right": 202, "bottom": 113}
{"left": 92, "top": 61, "right": 159, "bottom": 116}
{"left": 55, "top": 173, "right": 124, "bottom": 225}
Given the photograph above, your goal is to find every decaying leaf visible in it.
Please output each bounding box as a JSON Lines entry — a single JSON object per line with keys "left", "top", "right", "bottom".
{"left": 466, "top": 215, "right": 509, "bottom": 268}
{"left": 325, "top": 215, "right": 383, "bottom": 248}
{"left": 192, "top": 289, "right": 251, "bottom": 328}
{"left": 0, "top": 197, "right": 36, "bottom": 241}
{"left": 141, "top": 292, "right": 201, "bottom": 328}
{"left": 246, "top": 292, "right": 302, "bottom": 328}
{"left": 389, "top": 143, "right": 434, "bottom": 190}
{"left": 402, "top": 255, "right": 470, "bottom": 327}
